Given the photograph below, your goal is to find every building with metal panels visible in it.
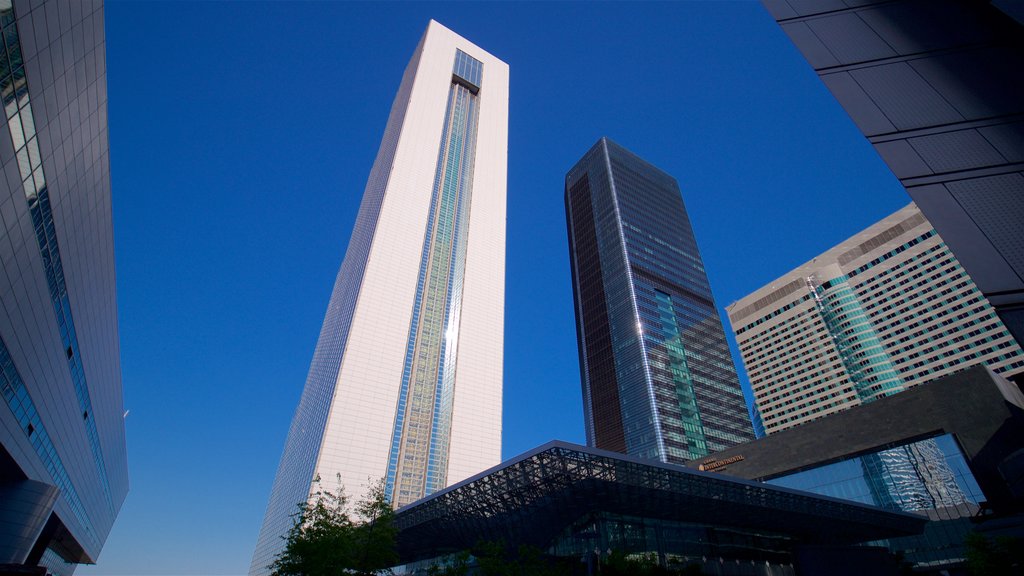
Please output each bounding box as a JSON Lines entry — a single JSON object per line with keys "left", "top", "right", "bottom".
{"left": 394, "top": 441, "right": 926, "bottom": 575}
{"left": 0, "top": 1, "right": 126, "bottom": 575}
{"left": 565, "top": 138, "right": 753, "bottom": 465}
{"left": 761, "top": 0, "right": 1024, "bottom": 348}
{"left": 688, "top": 365, "right": 1024, "bottom": 570}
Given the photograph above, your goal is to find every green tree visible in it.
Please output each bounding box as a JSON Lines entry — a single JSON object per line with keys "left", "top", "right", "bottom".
{"left": 270, "top": 478, "right": 398, "bottom": 576}
{"left": 270, "top": 482, "right": 355, "bottom": 576}
{"left": 426, "top": 551, "right": 471, "bottom": 576}
{"left": 966, "top": 533, "right": 1023, "bottom": 576}
{"left": 472, "top": 540, "right": 514, "bottom": 576}
{"left": 351, "top": 479, "right": 399, "bottom": 574}
{"left": 467, "top": 541, "right": 567, "bottom": 576}
{"left": 513, "top": 544, "right": 564, "bottom": 576}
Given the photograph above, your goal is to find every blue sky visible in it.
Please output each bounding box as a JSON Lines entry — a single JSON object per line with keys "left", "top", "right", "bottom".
{"left": 81, "top": 1, "right": 908, "bottom": 574}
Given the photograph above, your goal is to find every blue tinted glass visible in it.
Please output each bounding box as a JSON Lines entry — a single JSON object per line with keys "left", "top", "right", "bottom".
{"left": 452, "top": 49, "right": 482, "bottom": 88}
{"left": 767, "top": 434, "right": 985, "bottom": 512}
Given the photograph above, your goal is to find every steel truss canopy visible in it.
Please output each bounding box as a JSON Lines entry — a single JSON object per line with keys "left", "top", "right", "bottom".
{"left": 394, "top": 441, "right": 926, "bottom": 562}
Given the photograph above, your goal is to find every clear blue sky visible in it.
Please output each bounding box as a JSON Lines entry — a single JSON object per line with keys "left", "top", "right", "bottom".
{"left": 81, "top": 1, "right": 908, "bottom": 574}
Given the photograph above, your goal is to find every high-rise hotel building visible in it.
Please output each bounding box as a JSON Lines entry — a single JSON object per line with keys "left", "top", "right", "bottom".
{"left": 565, "top": 138, "right": 753, "bottom": 466}
{"left": 730, "top": 203, "right": 1024, "bottom": 436}
{"left": 0, "top": 0, "right": 127, "bottom": 574}
{"left": 250, "top": 21, "right": 507, "bottom": 575}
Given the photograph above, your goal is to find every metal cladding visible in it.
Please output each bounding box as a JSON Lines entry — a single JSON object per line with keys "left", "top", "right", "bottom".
{"left": 762, "top": 0, "right": 1024, "bottom": 347}
{"left": 394, "top": 441, "right": 926, "bottom": 563}
{"left": 0, "top": 1, "right": 125, "bottom": 573}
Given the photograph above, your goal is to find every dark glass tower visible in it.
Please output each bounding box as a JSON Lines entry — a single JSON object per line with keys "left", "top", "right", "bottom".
{"left": 565, "top": 138, "right": 753, "bottom": 465}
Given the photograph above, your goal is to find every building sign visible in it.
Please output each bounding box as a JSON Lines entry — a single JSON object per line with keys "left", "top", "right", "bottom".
{"left": 698, "top": 455, "right": 745, "bottom": 472}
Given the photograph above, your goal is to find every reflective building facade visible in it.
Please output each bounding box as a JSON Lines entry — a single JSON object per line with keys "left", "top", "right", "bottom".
{"left": 761, "top": 0, "right": 1024, "bottom": 347}
{"left": 395, "top": 441, "right": 926, "bottom": 575}
{"left": 767, "top": 435, "right": 985, "bottom": 568}
{"left": 689, "top": 365, "right": 1024, "bottom": 569}
{"left": 565, "top": 138, "right": 753, "bottom": 465}
{"left": 0, "top": 0, "right": 126, "bottom": 574}
{"left": 249, "top": 21, "right": 507, "bottom": 576}
{"left": 730, "top": 203, "right": 1023, "bottom": 435}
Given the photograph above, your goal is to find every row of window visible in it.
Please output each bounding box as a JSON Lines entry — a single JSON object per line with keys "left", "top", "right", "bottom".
{"left": 738, "top": 305, "right": 817, "bottom": 358}
{"left": 846, "top": 230, "right": 937, "bottom": 278}
{"left": 744, "top": 319, "right": 828, "bottom": 376}
{"left": 387, "top": 72, "right": 480, "bottom": 508}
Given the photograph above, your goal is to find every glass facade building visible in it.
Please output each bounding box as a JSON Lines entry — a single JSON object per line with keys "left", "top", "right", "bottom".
{"left": 686, "top": 364, "right": 1024, "bottom": 571}
{"left": 730, "top": 204, "right": 1023, "bottom": 435}
{"left": 249, "top": 21, "right": 508, "bottom": 576}
{"left": 394, "top": 441, "right": 925, "bottom": 575}
{"left": 0, "top": 1, "right": 126, "bottom": 574}
{"left": 767, "top": 434, "right": 985, "bottom": 567}
{"left": 761, "top": 0, "right": 1024, "bottom": 348}
{"left": 565, "top": 138, "right": 753, "bottom": 465}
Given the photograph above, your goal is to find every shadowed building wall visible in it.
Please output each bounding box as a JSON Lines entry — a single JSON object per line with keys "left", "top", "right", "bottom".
{"left": 762, "top": 0, "right": 1024, "bottom": 348}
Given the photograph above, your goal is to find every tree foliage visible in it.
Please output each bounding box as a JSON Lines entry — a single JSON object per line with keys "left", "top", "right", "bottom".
{"left": 424, "top": 542, "right": 702, "bottom": 576}
{"left": 601, "top": 550, "right": 699, "bottom": 576}
{"left": 966, "top": 533, "right": 1023, "bottom": 576}
{"left": 270, "top": 478, "right": 397, "bottom": 576}
{"left": 426, "top": 541, "right": 568, "bottom": 576}
{"left": 351, "top": 479, "right": 399, "bottom": 573}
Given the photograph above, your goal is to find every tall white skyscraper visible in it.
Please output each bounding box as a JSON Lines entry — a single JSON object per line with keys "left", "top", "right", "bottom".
{"left": 249, "top": 21, "right": 507, "bottom": 575}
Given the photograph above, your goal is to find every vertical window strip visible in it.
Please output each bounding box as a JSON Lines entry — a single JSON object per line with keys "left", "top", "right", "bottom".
{"left": 0, "top": 6, "right": 114, "bottom": 514}
{"left": 385, "top": 81, "right": 458, "bottom": 506}
{"left": 386, "top": 51, "right": 482, "bottom": 508}
{"left": 809, "top": 277, "right": 905, "bottom": 402}
{"left": 427, "top": 84, "right": 478, "bottom": 496}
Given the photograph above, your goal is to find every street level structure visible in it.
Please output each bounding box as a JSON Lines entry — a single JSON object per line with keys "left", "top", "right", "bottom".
{"left": 688, "top": 365, "right": 1024, "bottom": 569}
{"left": 395, "top": 441, "right": 926, "bottom": 575}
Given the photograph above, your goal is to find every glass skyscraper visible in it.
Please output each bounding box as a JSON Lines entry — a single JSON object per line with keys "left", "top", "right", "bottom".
{"left": 249, "top": 21, "right": 507, "bottom": 576}
{"left": 0, "top": 1, "right": 127, "bottom": 575}
{"left": 565, "top": 138, "right": 753, "bottom": 465}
